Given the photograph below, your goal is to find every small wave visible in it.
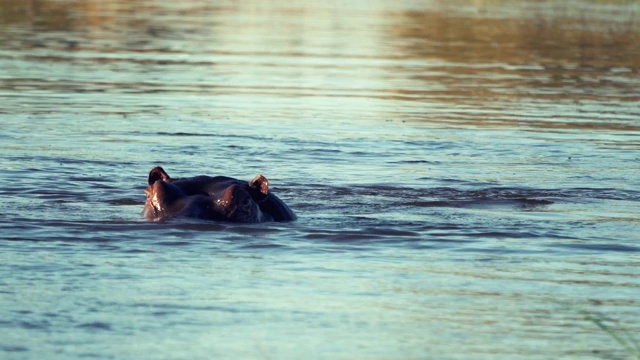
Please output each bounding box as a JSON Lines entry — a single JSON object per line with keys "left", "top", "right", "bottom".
{"left": 553, "top": 243, "right": 640, "bottom": 253}
{"left": 104, "top": 197, "right": 142, "bottom": 206}
{"left": 1, "top": 346, "right": 28, "bottom": 353}
{"left": 18, "top": 320, "right": 51, "bottom": 330}
{"left": 403, "top": 198, "right": 553, "bottom": 210}
{"left": 152, "top": 241, "right": 193, "bottom": 247}
{"left": 76, "top": 321, "right": 112, "bottom": 331}
{"left": 305, "top": 231, "right": 376, "bottom": 242}
{"left": 237, "top": 242, "right": 287, "bottom": 249}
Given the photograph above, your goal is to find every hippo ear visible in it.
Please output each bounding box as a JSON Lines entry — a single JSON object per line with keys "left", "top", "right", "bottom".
{"left": 249, "top": 174, "right": 269, "bottom": 199}
{"left": 148, "top": 166, "right": 171, "bottom": 185}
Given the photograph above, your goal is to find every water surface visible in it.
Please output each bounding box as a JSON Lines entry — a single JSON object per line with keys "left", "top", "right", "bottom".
{"left": 1, "top": 0, "right": 639, "bottom": 359}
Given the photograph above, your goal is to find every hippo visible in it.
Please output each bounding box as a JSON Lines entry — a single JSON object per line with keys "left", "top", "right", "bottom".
{"left": 142, "top": 166, "right": 296, "bottom": 223}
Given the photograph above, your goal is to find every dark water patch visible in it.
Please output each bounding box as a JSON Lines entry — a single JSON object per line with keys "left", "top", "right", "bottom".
{"left": 76, "top": 322, "right": 112, "bottom": 331}
{"left": 3, "top": 236, "right": 44, "bottom": 242}
{"left": 120, "top": 248, "right": 155, "bottom": 254}
{"left": 361, "top": 228, "right": 420, "bottom": 237}
{"left": 454, "top": 247, "right": 550, "bottom": 255}
{"left": 106, "top": 198, "right": 141, "bottom": 206}
{"left": 307, "top": 184, "right": 563, "bottom": 214}
{"left": 405, "top": 200, "right": 453, "bottom": 208}
{"left": 564, "top": 187, "right": 640, "bottom": 201}
{"left": 150, "top": 310, "right": 177, "bottom": 317}
{"left": 334, "top": 184, "right": 640, "bottom": 208}
{"left": 553, "top": 243, "right": 640, "bottom": 253}
{"left": 0, "top": 345, "right": 28, "bottom": 353}
{"left": 237, "top": 242, "right": 287, "bottom": 250}
{"left": 418, "top": 235, "right": 478, "bottom": 244}
{"left": 304, "top": 148, "right": 344, "bottom": 154}
{"left": 17, "top": 319, "right": 51, "bottom": 330}
{"left": 152, "top": 241, "right": 193, "bottom": 247}
{"left": 388, "top": 159, "right": 440, "bottom": 164}
{"left": 327, "top": 232, "right": 377, "bottom": 242}
{"left": 403, "top": 198, "right": 553, "bottom": 210}
{"left": 156, "top": 131, "right": 217, "bottom": 137}
{"left": 468, "top": 231, "right": 544, "bottom": 239}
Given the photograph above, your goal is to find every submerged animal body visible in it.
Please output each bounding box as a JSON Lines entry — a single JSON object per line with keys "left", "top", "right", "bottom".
{"left": 142, "top": 167, "right": 296, "bottom": 223}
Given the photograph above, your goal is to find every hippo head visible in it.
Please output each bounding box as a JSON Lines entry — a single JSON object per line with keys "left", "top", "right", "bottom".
{"left": 142, "top": 166, "right": 294, "bottom": 223}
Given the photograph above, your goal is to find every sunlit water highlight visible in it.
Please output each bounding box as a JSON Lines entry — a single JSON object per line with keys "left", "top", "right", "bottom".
{"left": 1, "top": 0, "right": 639, "bottom": 359}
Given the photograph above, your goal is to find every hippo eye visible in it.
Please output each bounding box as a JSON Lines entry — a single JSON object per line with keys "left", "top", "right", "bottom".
{"left": 242, "top": 198, "right": 253, "bottom": 212}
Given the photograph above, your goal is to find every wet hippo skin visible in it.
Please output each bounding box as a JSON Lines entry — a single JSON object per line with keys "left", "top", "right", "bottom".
{"left": 142, "top": 166, "right": 296, "bottom": 223}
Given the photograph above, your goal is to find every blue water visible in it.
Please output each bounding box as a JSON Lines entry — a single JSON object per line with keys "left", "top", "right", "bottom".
{"left": 1, "top": 0, "right": 640, "bottom": 359}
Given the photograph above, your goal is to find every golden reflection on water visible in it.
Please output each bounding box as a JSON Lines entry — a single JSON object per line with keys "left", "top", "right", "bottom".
{"left": 393, "top": 2, "right": 640, "bottom": 67}
{"left": 5, "top": 1, "right": 637, "bottom": 132}
{"left": 3, "top": 0, "right": 638, "bottom": 61}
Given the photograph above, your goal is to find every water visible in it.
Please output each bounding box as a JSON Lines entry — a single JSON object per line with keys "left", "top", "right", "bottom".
{"left": 1, "top": 0, "right": 639, "bottom": 358}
